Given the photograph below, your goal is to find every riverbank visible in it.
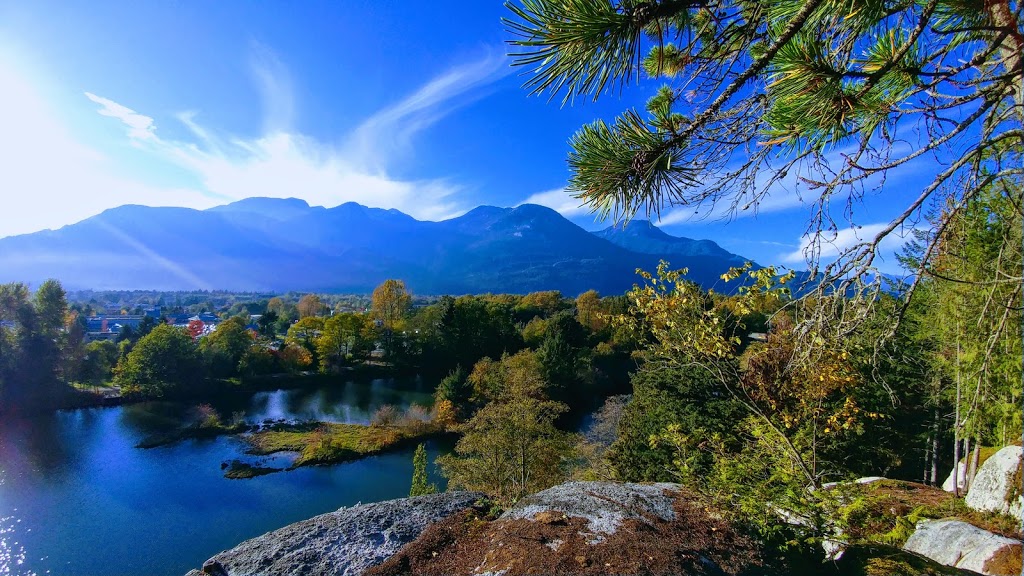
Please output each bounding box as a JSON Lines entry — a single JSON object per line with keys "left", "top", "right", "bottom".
{"left": 0, "top": 364, "right": 401, "bottom": 417}
{"left": 131, "top": 396, "right": 453, "bottom": 479}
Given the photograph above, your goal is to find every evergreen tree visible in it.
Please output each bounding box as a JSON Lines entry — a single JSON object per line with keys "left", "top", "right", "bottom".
{"left": 409, "top": 443, "right": 436, "bottom": 497}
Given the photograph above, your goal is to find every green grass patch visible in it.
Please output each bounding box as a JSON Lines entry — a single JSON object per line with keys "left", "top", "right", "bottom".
{"left": 223, "top": 460, "right": 283, "bottom": 479}
{"left": 136, "top": 421, "right": 249, "bottom": 449}
{"left": 247, "top": 422, "right": 440, "bottom": 467}
{"left": 70, "top": 380, "right": 117, "bottom": 391}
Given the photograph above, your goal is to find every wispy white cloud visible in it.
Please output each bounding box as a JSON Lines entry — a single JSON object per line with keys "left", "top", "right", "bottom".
{"left": 80, "top": 46, "right": 509, "bottom": 223}
{"left": 519, "top": 188, "right": 591, "bottom": 217}
{"left": 0, "top": 56, "right": 211, "bottom": 238}
{"left": 781, "top": 223, "right": 915, "bottom": 268}
{"left": 348, "top": 50, "right": 509, "bottom": 168}
{"left": 85, "top": 92, "right": 157, "bottom": 141}
{"left": 249, "top": 41, "right": 295, "bottom": 133}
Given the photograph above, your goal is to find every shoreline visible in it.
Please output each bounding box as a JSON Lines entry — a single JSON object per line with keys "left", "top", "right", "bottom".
{"left": 0, "top": 363, "right": 412, "bottom": 417}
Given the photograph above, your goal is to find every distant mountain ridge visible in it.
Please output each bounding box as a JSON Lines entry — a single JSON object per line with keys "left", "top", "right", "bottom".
{"left": 0, "top": 197, "right": 753, "bottom": 294}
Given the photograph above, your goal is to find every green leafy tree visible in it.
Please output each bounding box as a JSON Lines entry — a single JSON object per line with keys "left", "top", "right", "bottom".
{"left": 256, "top": 310, "right": 279, "bottom": 338}
{"left": 28, "top": 279, "right": 67, "bottom": 387}
{"left": 137, "top": 315, "right": 159, "bottom": 339}
{"left": 80, "top": 340, "right": 119, "bottom": 385}
{"left": 439, "top": 394, "right": 575, "bottom": 506}
{"left": 238, "top": 344, "right": 280, "bottom": 377}
{"left": 286, "top": 316, "right": 325, "bottom": 367}
{"left": 439, "top": 349, "right": 577, "bottom": 505}
{"left": 611, "top": 364, "right": 743, "bottom": 482}
{"left": 114, "top": 324, "right": 203, "bottom": 397}
{"left": 902, "top": 188, "right": 1023, "bottom": 489}
{"left": 536, "top": 310, "right": 590, "bottom": 399}
{"left": 0, "top": 283, "right": 36, "bottom": 406}
{"left": 201, "top": 316, "right": 253, "bottom": 377}
{"left": 33, "top": 279, "right": 67, "bottom": 339}
{"left": 422, "top": 295, "right": 524, "bottom": 374}
{"left": 409, "top": 443, "right": 437, "bottom": 497}
{"left": 434, "top": 365, "right": 473, "bottom": 421}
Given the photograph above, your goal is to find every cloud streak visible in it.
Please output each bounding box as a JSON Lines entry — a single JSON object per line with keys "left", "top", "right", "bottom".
{"left": 0, "top": 56, "right": 213, "bottom": 238}
{"left": 519, "top": 188, "right": 591, "bottom": 217}
{"left": 780, "top": 222, "right": 916, "bottom": 275}
{"left": 82, "top": 48, "right": 509, "bottom": 223}
{"left": 85, "top": 92, "right": 157, "bottom": 141}
{"left": 348, "top": 50, "right": 510, "bottom": 168}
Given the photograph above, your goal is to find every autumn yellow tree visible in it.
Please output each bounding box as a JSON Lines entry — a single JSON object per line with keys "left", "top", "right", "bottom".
{"left": 575, "top": 289, "right": 607, "bottom": 332}
{"left": 622, "top": 262, "right": 873, "bottom": 490}
{"left": 371, "top": 279, "right": 411, "bottom": 330}
{"left": 297, "top": 294, "right": 325, "bottom": 318}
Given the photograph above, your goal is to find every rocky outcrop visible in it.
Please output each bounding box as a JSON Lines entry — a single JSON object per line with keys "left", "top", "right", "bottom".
{"left": 184, "top": 491, "right": 484, "bottom": 576}
{"left": 185, "top": 481, "right": 995, "bottom": 576}
{"left": 367, "top": 481, "right": 765, "bottom": 576}
{"left": 903, "top": 519, "right": 1022, "bottom": 576}
{"left": 965, "top": 445, "right": 1023, "bottom": 521}
{"left": 500, "top": 481, "right": 680, "bottom": 541}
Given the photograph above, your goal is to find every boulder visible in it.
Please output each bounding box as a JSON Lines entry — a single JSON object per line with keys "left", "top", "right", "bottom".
{"left": 500, "top": 480, "right": 680, "bottom": 541}
{"left": 942, "top": 461, "right": 967, "bottom": 493}
{"left": 184, "top": 490, "right": 484, "bottom": 576}
{"left": 965, "top": 445, "right": 1023, "bottom": 520}
{"left": 903, "top": 519, "right": 1022, "bottom": 576}
{"left": 835, "top": 544, "right": 981, "bottom": 575}
{"left": 367, "top": 481, "right": 768, "bottom": 576}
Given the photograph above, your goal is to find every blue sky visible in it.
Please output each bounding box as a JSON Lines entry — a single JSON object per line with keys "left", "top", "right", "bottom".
{"left": 0, "top": 0, "right": 933, "bottom": 272}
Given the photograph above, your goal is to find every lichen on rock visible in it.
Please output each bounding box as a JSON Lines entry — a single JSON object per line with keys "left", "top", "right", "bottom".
{"left": 184, "top": 490, "right": 485, "bottom": 576}
{"left": 903, "top": 518, "right": 1022, "bottom": 576}
{"left": 964, "top": 445, "right": 1023, "bottom": 521}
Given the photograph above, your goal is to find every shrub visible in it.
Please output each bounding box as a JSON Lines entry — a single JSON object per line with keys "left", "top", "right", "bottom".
{"left": 371, "top": 404, "right": 400, "bottom": 427}
{"left": 401, "top": 404, "right": 433, "bottom": 434}
{"left": 192, "top": 404, "right": 222, "bottom": 428}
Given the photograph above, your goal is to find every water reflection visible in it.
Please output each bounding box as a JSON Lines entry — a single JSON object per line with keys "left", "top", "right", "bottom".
{"left": 0, "top": 376, "right": 448, "bottom": 576}
{"left": 225, "top": 378, "right": 435, "bottom": 425}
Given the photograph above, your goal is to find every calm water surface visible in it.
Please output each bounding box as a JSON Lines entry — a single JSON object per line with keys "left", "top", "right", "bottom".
{"left": 0, "top": 377, "right": 450, "bottom": 576}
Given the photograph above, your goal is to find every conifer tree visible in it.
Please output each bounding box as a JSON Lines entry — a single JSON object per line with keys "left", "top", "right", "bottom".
{"left": 409, "top": 443, "right": 437, "bottom": 497}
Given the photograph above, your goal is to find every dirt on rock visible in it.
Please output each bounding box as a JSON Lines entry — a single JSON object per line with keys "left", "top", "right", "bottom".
{"left": 365, "top": 491, "right": 763, "bottom": 576}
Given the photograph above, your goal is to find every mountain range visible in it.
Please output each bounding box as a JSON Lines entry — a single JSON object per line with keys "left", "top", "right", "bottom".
{"left": 0, "top": 198, "right": 753, "bottom": 295}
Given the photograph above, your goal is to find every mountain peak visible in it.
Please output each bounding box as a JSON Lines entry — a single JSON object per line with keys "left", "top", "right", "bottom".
{"left": 602, "top": 219, "right": 678, "bottom": 238}
{"left": 208, "top": 197, "right": 313, "bottom": 220}
{"left": 509, "top": 203, "right": 563, "bottom": 219}
{"left": 596, "top": 220, "right": 740, "bottom": 262}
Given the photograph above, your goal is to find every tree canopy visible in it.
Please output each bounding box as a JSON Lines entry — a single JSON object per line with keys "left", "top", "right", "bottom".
{"left": 114, "top": 324, "right": 203, "bottom": 397}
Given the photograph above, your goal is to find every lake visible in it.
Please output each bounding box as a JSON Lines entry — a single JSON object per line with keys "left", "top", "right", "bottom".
{"left": 0, "top": 377, "right": 451, "bottom": 576}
